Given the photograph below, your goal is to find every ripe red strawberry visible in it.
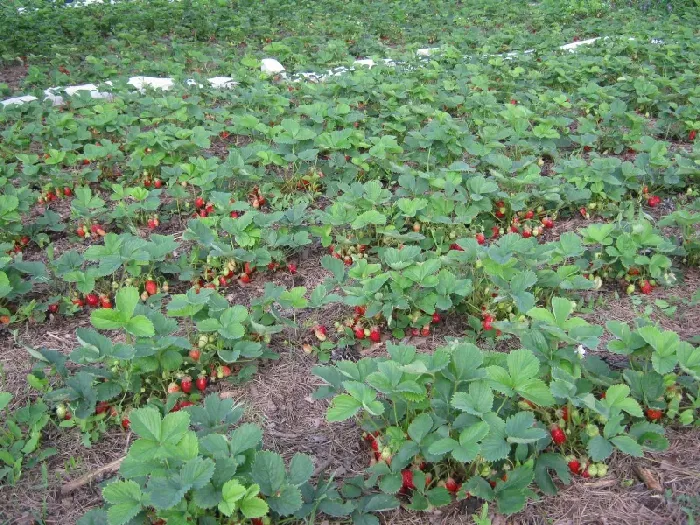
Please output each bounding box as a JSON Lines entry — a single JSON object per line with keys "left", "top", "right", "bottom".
{"left": 445, "top": 477, "right": 459, "bottom": 493}
{"left": 639, "top": 280, "right": 653, "bottom": 295}
{"left": 91, "top": 224, "right": 100, "bottom": 234}
{"left": 267, "top": 262, "right": 277, "bottom": 271}
{"left": 510, "top": 225, "right": 519, "bottom": 233}
{"left": 314, "top": 325, "right": 328, "bottom": 341}
{"left": 411, "top": 328, "right": 420, "bottom": 337}
{"left": 369, "top": 327, "right": 381, "bottom": 343}
{"left": 19, "top": 236, "right": 29, "bottom": 246}
{"left": 580, "top": 207, "right": 589, "bottom": 219}
{"left": 541, "top": 217, "right": 554, "bottom": 229}
{"left": 147, "top": 219, "right": 156, "bottom": 230}
{"left": 628, "top": 267, "right": 640, "bottom": 276}
{"left": 230, "top": 211, "right": 239, "bottom": 218}
{"left": 647, "top": 195, "right": 661, "bottom": 207}
{"left": 82, "top": 159, "right": 90, "bottom": 166}
{"left": 645, "top": 408, "right": 663, "bottom": 421}
{"left": 239, "top": 273, "right": 251, "bottom": 284}
{"left": 561, "top": 406, "right": 569, "bottom": 421}
{"left": 101, "top": 296, "right": 113, "bottom": 308}
{"left": 568, "top": 459, "right": 581, "bottom": 475}
{"left": 401, "top": 470, "right": 415, "bottom": 490}
{"left": 491, "top": 225, "right": 500, "bottom": 238}
{"left": 450, "top": 243, "right": 464, "bottom": 251}
{"left": 251, "top": 519, "right": 263, "bottom": 525}
{"left": 189, "top": 348, "right": 201, "bottom": 361}
{"left": 72, "top": 298, "right": 85, "bottom": 308}
{"left": 95, "top": 401, "right": 110, "bottom": 414}
{"left": 476, "top": 233, "right": 485, "bottom": 245}
{"left": 244, "top": 262, "right": 253, "bottom": 275}
{"left": 420, "top": 326, "right": 430, "bottom": 337}
{"left": 145, "top": 280, "right": 157, "bottom": 296}
{"left": 144, "top": 179, "right": 152, "bottom": 188}
{"left": 153, "top": 179, "right": 162, "bottom": 189}
{"left": 195, "top": 196, "right": 205, "bottom": 209}
{"left": 121, "top": 417, "right": 130, "bottom": 430}
{"left": 581, "top": 468, "right": 590, "bottom": 478}
{"left": 550, "top": 426, "right": 566, "bottom": 445}
{"left": 522, "top": 229, "right": 532, "bottom": 238}
{"left": 288, "top": 263, "right": 297, "bottom": 274}
{"left": 181, "top": 376, "right": 192, "bottom": 393}
{"left": 355, "top": 306, "right": 366, "bottom": 316}
{"left": 524, "top": 210, "right": 534, "bottom": 219}
{"left": 689, "top": 130, "right": 697, "bottom": 141}
{"left": 510, "top": 99, "right": 517, "bottom": 105}
{"left": 355, "top": 327, "right": 365, "bottom": 339}
{"left": 86, "top": 293, "right": 99, "bottom": 307}
{"left": 76, "top": 226, "right": 85, "bottom": 238}
{"left": 63, "top": 187, "right": 72, "bottom": 197}
{"left": 217, "top": 365, "right": 232, "bottom": 378}
{"left": 196, "top": 376, "right": 207, "bottom": 392}
{"left": 167, "top": 382, "right": 181, "bottom": 393}
{"left": 432, "top": 312, "right": 441, "bottom": 324}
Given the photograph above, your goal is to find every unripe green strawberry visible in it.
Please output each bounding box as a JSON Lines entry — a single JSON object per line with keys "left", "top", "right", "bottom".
{"left": 587, "top": 464, "right": 599, "bottom": 477}
{"left": 596, "top": 463, "right": 608, "bottom": 477}
{"left": 585, "top": 424, "right": 600, "bottom": 437}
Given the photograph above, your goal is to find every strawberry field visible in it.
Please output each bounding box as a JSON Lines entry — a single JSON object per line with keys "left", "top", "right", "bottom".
{"left": 1, "top": 0, "right": 700, "bottom": 523}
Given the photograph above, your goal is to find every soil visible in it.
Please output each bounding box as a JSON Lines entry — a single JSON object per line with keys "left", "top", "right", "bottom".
{"left": 0, "top": 62, "right": 28, "bottom": 93}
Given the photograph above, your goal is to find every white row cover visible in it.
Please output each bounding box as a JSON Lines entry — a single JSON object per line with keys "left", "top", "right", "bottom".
{"left": 1, "top": 35, "right": 664, "bottom": 109}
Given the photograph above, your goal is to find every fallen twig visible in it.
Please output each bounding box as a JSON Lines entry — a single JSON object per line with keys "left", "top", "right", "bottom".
{"left": 61, "top": 457, "right": 124, "bottom": 496}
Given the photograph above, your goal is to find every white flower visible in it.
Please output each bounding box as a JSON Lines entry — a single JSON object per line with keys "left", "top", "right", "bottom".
{"left": 576, "top": 345, "right": 586, "bottom": 358}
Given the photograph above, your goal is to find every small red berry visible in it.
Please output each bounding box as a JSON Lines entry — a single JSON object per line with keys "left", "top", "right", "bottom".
{"left": 476, "top": 233, "right": 485, "bottom": 245}
{"left": 401, "top": 470, "right": 415, "bottom": 490}
{"left": 550, "top": 426, "right": 566, "bottom": 445}
{"left": 568, "top": 459, "right": 582, "bottom": 475}
{"left": 645, "top": 408, "right": 663, "bottom": 421}
{"left": 369, "top": 328, "right": 381, "bottom": 343}
{"left": 288, "top": 263, "right": 297, "bottom": 274}
{"left": 196, "top": 376, "right": 208, "bottom": 392}
{"left": 181, "top": 376, "right": 192, "bottom": 394}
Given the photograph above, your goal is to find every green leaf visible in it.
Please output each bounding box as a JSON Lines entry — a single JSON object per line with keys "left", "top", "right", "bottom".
{"left": 115, "top": 286, "right": 139, "bottom": 319}
{"left": 0, "top": 392, "right": 12, "bottom": 412}
{"left": 611, "top": 435, "right": 644, "bottom": 457}
{"left": 379, "top": 472, "right": 403, "bottom": 495}
{"left": 102, "top": 480, "right": 143, "bottom": 525}
{"left": 288, "top": 453, "right": 314, "bottom": 485}
{"left": 218, "top": 479, "right": 246, "bottom": 517}
{"left": 240, "top": 492, "right": 270, "bottom": 518}
{"left": 452, "top": 381, "right": 493, "bottom": 417}
{"left": 407, "top": 413, "right": 433, "bottom": 444}
{"left": 505, "top": 412, "right": 547, "bottom": 443}
{"left": 251, "top": 451, "right": 286, "bottom": 495}
{"left": 534, "top": 453, "right": 572, "bottom": 496}
{"left": 129, "top": 407, "right": 162, "bottom": 441}
{"left": 326, "top": 394, "right": 362, "bottom": 422}
{"left": 588, "top": 435, "right": 614, "bottom": 461}
{"left": 125, "top": 316, "right": 155, "bottom": 337}
{"left": 230, "top": 423, "right": 264, "bottom": 455}
{"left": 181, "top": 457, "right": 215, "bottom": 490}
{"left": 363, "top": 494, "right": 400, "bottom": 512}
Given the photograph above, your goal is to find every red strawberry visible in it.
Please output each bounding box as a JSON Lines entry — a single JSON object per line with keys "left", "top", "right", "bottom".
{"left": 90, "top": 224, "right": 100, "bottom": 234}
{"left": 550, "top": 426, "right": 566, "bottom": 445}
{"left": 86, "top": 293, "right": 99, "bottom": 307}
{"left": 541, "top": 217, "right": 554, "bottom": 229}
{"left": 581, "top": 468, "right": 590, "bottom": 478}
{"left": 121, "top": 417, "right": 130, "bottom": 430}
{"left": 420, "top": 326, "right": 430, "bottom": 337}
{"left": 401, "top": 470, "right": 415, "bottom": 490}
{"left": 491, "top": 225, "right": 500, "bottom": 238}
{"left": 181, "top": 376, "right": 192, "bottom": 393}
{"left": 355, "top": 306, "right": 366, "bottom": 316}
{"left": 568, "top": 459, "right": 581, "bottom": 475}
{"left": 230, "top": 210, "right": 239, "bottom": 218}
{"left": 522, "top": 229, "right": 532, "bottom": 238}
{"left": 101, "top": 296, "right": 113, "bottom": 308}
{"left": 217, "top": 365, "right": 232, "bottom": 378}
{"left": 63, "top": 187, "right": 72, "bottom": 197}
{"left": 450, "top": 243, "right": 464, "bottom": 251}
{"left": 524, "top": 210, "right": 534, "bottom": 219}
{"left": 82, "top": 159, "right": 90, "bottom": 166}
{"left": 432, "top": 312, "right": 441, "bottom": 324}
{"left": 288, "top": 263, "right": 297, "bottom": 274}
{"left": 72, "top": 298, "right": 85, "bottom": 308}
{"left": 95, "top": 401, "right": 110, "bottom": 414}
{"left": 370, "top": 439, "right": 380, "bottom": 452}
{"left": 195, "top": 196, "right": 205, "bottom": 209}
{"left": 689, "top": 130, "right": 697, "bottom": 141}
{"left": 411, "top": 328, "right": 420, "bottom": 337}
{"left": 476, "top": 233, "right": 485, "bottom": 245}
{"left": 48, "top": 303, "right": 59, "bottom": 314}
{"left": 355, "top": 327, "right": 365, "bottom": 339}
{"left": 76, "top": 226, "right": 85, "bottom": 238}
{"left": 244, "top": 262, "right": 253, "bottom": 275}
{"left": 645, "top": 408, "right": 663, "bottom": 421}
{"left": 19, "top": 236, "right": 29, "bottom": 246}
{"left": 369, "top": 327, "right": 381, "bottom": 343}
{"left": 510, "top": 99, "right": 517, "bottom": 105}
{"left": 251, "top": 519, "right": 263, "bottom": 525}
{"left": 167, "top": 382, "right": 181, "bottom": 394}
{"left": 314, "top": 325, "right": 328, "bottom": 341}
{"left": 445, "top": 477, "right": 459, "bottom": 493}
{"left": 147, "top": 219, "right": 156, "bottom": 230}
{"left": 579, "top": 207, "right": 589, "bottom": 219}
{"left": 647, "top": 195, "right": 661, "bottom": 208}
{"left": 153, "top": 179, "right": 162, "bottom": 189}
{"left": 510, "top": 225, "right": 519, "bottom": 233}
{"left": 189, "top": 348, "right": 201, "bottom": 361}
{"left": 145, "top": 280, "right": 157, "bottom": 296}
{"left": 561, "top": 406, "right": 569, "bottom": 421}
{"left": 196, "top": 376, "right": 207, "bottom": 392}
{"left": 640, "top": 280, "right": 653, "bottom": 295}
{"left": 239, "top": 273, "right": 251, "bottom": 284}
